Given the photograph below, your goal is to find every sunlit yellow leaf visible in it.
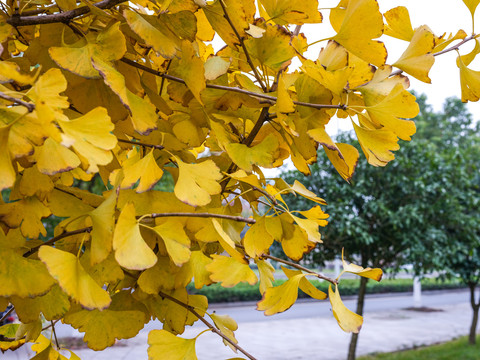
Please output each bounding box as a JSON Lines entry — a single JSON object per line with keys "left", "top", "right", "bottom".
{"left": 255, "top": 258, "right": 275, "bottom": 294}
{"left": 0, "top": 125, "right": 15, "bottom": 191}
{"left": 124, "top": 9, "right": 179, "bottom": 59}
{"left": 58, "top": 107, "right": 117, "bottom": 173}
{"left": 206, "top": 255, "right": 257, "bottom": 287}
{"left": 352, "top": 116, "right": 399, "bottom": 166}
{"left": 0, "top": 324, "right": 25, "bottom": 351}
{"left": 383, "top": 6, "right": 414, "bottom": 41}
{"left": 211, "top": 219, "right": 246, "bottom": 262}
{"left": 0, "top": 61, "right": 35, "bottom": 85}
{"left": 257, "top": 273, "right": 304, "bottom": 315}
{"left": 64, "top": 291, "right": 148, "bottom": 350}
{"left": 243, "top": 216, "right": 274, "bottom": 258}
{"left": 113, "top": 203, "right": 157, "bottom": 271}
{"left": 15, "top": 318, "right": 42, "bottom": 342}
{"left": 89, "top": 190, "right": 116, "bottom": 265}
{"left": 148, "top": 330, "right": 198, "bottom": 360}
{"left": 340, "top": 249, "right": 383, "bottom": 281}
{"left": 462, "top": 0, "right": 480, "bottom": 19}
{"left": 19, "top": 165, "right": 53, "bottom": 201}
{"left": 282, "top": 267, "right": 327, "bottom": 300}
{"left": 190, "top": 251, "right": 213, "bottom": 289}
{"left": 35, "top": 138, "right": 81, "bottom": 175}
{"left": 393, "top": 26, "right": 435, "bottom": 83}
{"left": 332, "top": 0, "right": 386, "bottom": 67}
{"left": 276, "top": 74, "right": 295, "bottom": 113}
{"left": 226, "top": 134, "right": 278, "bottom": 172}
{"left": 323, "top": 143, "right": 359, "bottom": 182}
{"left": 174, "top": 157, "right": 222, "bottom": 207}
{"left": 92, "top": 58, "right": 158, "bottom": 135}
{"left": 457, "top": 41, "right": 480, "bottom": 102}
{"left": 204, "top": 56, "right": 231, "bottom": 81}
{"left": 38, "top": 246, "right": 111, "bottom": 310}
{"left": 329, "top": 284, "right": 363, "bottom": 333}
{"left": 0, "top": 249, "right": 54, "bottom": 298}
{"left": 258, "top": 0, "right": 322, "bottom": 25}
{"left": 49, "top": 22, "right": 126, "bottom": 78}
{"left": 209, "top": 313, "right": 238, "bottom": 351}
{"left": 120, "top": 149, "right": 164, "bottom": 193}
{"left": 151, "top": 219, "right": 191, "bottom": 266}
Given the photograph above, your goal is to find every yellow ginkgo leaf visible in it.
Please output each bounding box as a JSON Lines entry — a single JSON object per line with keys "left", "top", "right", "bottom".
{"left": 189, "top": 251, "right": 213, "bottom": 289}
{"left": 0, "top": 324, "right": 26, "bottom": 352}
{"left": 457, "top": 42, "right": 480, "bottom": 102}
{"left": 290, "top": 180, "right": 327, "bottom": 205}
{"left": 257, "top": 273, "right": 304, "bottom": 315}
{"left": 35, "top": 138, "right": 81, "bottom": 175}
{"left": 226, "top": 134, "right": 279, "bottom": 172}
{"left": 243, "top": 216, "right": 274, "bottom": 258}
{"left": 275, "top": 74, "right": 295, "bottom": 113}
{"left": 151, "top": 219, "right": 191, "bottom": 266}
{"left": 91, "top": 58, "right": 158, "bottom": 135}
{"left": 64, "top": 291, "right": 148, "bottom": 350}
{"left": 0, "top": 249, "right": 55, "bottom": 298}
{"left": 383, "top": 6, "right": 414, "bottom": 41}
{"left": 329, "top": 284, "right": 363, "bottom": 333}
{"left": 204, "top": 56, "right": 231, "bottom": 81}
{"left": 58, "top": 107, "right": 117, "bottom": 173}
{"left": 124, "top": 9, "right": 179, "bottom": 59}
{"left": 352, "top": 116, "right": 399, "bottom": 167}
{"left": 170, "top": 41, "right": 205, "bottom": 104}
{"left": 463, "top": 0, "right": 480, "bottom": 18}
{"left": 19, "top": 165, "right": 54, "bottom": 201}
{"left": 10, "top": 284, "right": 70, "bottom": 323}
{"left": 255, "top": 258, "right": 275, "bottom": 294}
{"left": 282, "top": 266, "right": 327, "bottom": 300}
{"left": 340, "top": 249, "right": 383, "bottom": 281}
{"left": 209, "top": 313, "right": 238, "bottom": 351}
{"left": 393, "top": 26, "right": 435, "bottom": 83}
{"left": 332, "top": 0, "right": 387, "bottom": 67}
{"left": 206, "top": 255, "right": 257, "bottom": 288}
{"left": 0, "top": 61, "right": 34, "bottom": 85}
{"left": 0, "top": 125, "right": 15, "bottom": 191}
{"left": 174, "top": 157, "right": 222, "bottom": 207}
{"left": 258, "top": 0, "right": 322, "bottom": 25}
{"left": 49, "top": 22, "right": 126, "bottom": 78}
{"left": 38, "top": 246, "right": 111, "bottom": 310}
{"left": 212, "top": 219, "right": 246, "bottom": 263}
{"left": 15, "top": 319, "right": 42, "bottom": 342}
{"left": 113, "top": 203, "right": 157, "bottom": 271}
{"left": 89, "top": 190, "right": 116, "bottom": 265}
{"left": 120, "top": 149, "right": 164, "bottom": 193}
{"left": 148, "top": 330, "right": 198, "bottom": 360}
{"left": 322, "top": 143, "right": 359, "bottom": 182}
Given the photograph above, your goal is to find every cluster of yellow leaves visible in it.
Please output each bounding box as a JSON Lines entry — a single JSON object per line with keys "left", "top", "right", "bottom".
{"left": 0, "top": 0, "right": 478, "bottom": 358}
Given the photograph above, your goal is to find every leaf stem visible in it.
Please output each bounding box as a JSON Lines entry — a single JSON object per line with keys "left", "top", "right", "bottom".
{"left": 0, "top": 91, "right": 34, "bottom": 112}
{"left": 118, "top": 138, "right": 165, "bottom": 150}
{"left": 144, "top": 212, "right": 256, "bottom": 224}
{"left": 158, "top": 290, "right": 257, "bottom": 360}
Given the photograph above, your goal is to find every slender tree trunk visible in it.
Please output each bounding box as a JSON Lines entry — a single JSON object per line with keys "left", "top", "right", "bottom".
{"left": 468, "top": 283, "right": 479, "bottom": 345}
{"left": 347, "top": 276, "right": 369, "bottom": 360}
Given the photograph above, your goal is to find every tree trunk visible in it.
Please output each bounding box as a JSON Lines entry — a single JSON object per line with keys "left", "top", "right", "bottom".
{"left": 468, "top": 283, "right": 479, "bottom": 345}
{"left": 347, "top": 276, "right": 369, "bottom": 360}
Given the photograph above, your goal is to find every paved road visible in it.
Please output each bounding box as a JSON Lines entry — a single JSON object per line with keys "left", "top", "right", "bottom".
{"left": 4, "top": 289, "right": 478, "bottom": 360}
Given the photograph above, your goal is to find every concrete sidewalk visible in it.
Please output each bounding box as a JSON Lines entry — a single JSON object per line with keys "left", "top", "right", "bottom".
{"left": 4, "top": 299, "right": 478, "bottom": 359}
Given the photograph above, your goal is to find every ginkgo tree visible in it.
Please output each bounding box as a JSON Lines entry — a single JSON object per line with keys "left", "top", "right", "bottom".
{"left": 0, "top": 0, "right": 479, "bottom": 359}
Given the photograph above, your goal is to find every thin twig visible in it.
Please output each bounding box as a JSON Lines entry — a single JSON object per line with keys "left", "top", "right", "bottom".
{"left": 118, "top": 138, "right": 165, "bottom": 150}
{"left": 51, "top": 321, "right": 60, "bottom": 349}
{"left": 120, "top": 58, "right": 345, "bottom": 111}
{"left": 6, "top": 0, "right": 125, "bottom": 26}
{"left": 0, "top": 306, "right": 14, "bottom": 324}
{"left": 261, "top": 253, "right": 338, "bottom": 285}
{"left": 218, "top": 0, "right": 266, "bottom": 92}
{"left": 0, "top": 92, "right": 34, "bottom": 112}
{"left": 158, "top": 290, "right": 257, "bottom": 360}
{"left": 145, "top": 212, "right": 256, "bottom": 224}
{"left": 251, "top": 186, "right": 278, "bottom": 206}
{"left": 23, "top": 227, "right": 92, "bottom": 258}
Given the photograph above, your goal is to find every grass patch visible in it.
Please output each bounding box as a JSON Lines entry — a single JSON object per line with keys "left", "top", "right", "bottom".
{"left": 187, "top": 277, "right": 466, "bottom": 303}
{"left": 358, "top": 335, "right": 480, "bottom": 360}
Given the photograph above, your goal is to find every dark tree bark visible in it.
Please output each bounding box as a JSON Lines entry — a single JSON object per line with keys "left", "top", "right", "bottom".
{"left": 469, "top": 282, "right": 479, "bottom": 345}
{"left": 347, "top": 275, "right": 369, "bottom": 360}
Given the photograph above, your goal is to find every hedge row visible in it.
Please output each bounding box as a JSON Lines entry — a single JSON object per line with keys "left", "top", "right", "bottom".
{"left": 187, "top": 277, "right": 466, "bottom": 304}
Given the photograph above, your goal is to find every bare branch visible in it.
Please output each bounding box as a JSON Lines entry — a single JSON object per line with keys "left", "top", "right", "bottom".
{"left": 6, "top": 0, "right": 126, "bottom": 26}
{"left": 0, "top": 91, "right": 34, "bottom": 112}
{"left": 145, "top": 212, "right": 256, "bottom": 224}
{"left": 0, "top": 306, "right": 14, "bottom": 324}
{"left": 118, "top": 138, "right": 165, "bottom": 151}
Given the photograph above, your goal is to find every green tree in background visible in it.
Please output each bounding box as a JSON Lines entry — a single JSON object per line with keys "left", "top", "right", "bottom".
{"left": 281, "top": 95, "right": 480, "bottom": 357}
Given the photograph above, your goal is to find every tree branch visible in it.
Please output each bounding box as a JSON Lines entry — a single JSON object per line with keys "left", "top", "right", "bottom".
{"left": 23, "top": 227, "right": 92, "bottom": 258}
{"left": 118, "top": 138, "right": 165, "bottom": 150}
{"left": 6, "top": 0, "right": 126, "bottom": 26}
{"left": 0, "top": 91, "right": 34, "bottom": 112}
{"left": 218, "top": 0, "right": 266, "bottom": 92}
{"left": 145, "top": 212, "right": 256, "bottom": 224}
{"left": 0, "top": 306, "right": 14, "bottom": 324}
{"left": 158, "top": 290, "right": 257, "bottom": 360}
{"left": 121, "top": 58, "right": 345, "bottom": 111}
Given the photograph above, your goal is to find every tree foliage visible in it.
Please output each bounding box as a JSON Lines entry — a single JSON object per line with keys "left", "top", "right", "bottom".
{"left": 0, "top": 0, "right": 479, "bottom": 358}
